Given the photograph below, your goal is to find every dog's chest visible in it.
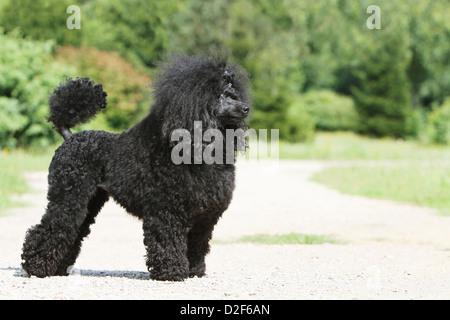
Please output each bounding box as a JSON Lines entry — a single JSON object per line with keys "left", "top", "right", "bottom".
{"left": 184, "top": 166, "right": 235, "bottom": 213}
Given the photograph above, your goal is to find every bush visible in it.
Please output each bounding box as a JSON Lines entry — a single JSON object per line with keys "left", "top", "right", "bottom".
{"left": 0, "top": 32, "right": 75, "bottom": 148}
{"left": 301, "top": 90, "right": 359, "bottom": 132}
{"left": 427, "top": 98, "right": 450, "bottom": 145}
{"left": 55, "top": 46, "right": 152, "bottom": 131}
{"left": 285, "top": 98, "right": 316, "bottom": 142}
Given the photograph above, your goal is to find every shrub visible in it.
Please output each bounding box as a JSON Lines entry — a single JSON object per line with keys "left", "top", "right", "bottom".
{"left": 301, "top": 90, "right": 359, "bottom": 132}
{"left": 427, "top": 98, "right": 450, "bottom": 145}
{"left": 0, "top": 32, "right": 75, "bottom": 148}
{"left": 285, "top": 98, "right": 316, "bottom": 142}
{"left": 55, "top": 46, "right": 152, "bottom": 131}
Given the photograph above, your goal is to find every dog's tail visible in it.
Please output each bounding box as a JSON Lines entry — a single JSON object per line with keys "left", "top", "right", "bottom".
{"left": 48, "top": 77, "right": 108, "bottom": 140}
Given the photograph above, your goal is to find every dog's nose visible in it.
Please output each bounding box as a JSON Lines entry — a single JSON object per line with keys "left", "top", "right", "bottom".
{"left": 242, "top": 105, "right": 251, "bottom": 114}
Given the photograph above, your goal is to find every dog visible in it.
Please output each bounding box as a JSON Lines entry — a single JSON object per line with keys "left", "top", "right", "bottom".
{"left": 21, "top": 54, "right": 251, "bottom": 281}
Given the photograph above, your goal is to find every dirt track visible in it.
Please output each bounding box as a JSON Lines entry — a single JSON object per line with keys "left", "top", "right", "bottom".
{"left": 1, "top": 160, "right": 449, "bottom": 299}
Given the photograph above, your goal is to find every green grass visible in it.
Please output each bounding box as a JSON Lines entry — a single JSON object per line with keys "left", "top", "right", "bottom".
{"left": 280, "top": 132, "right": 450, "bottom": 160}
{"left": 280, "top": 132, "right": 450, "bottom": 216}
{"left": 0, "top": 150, "right": 53, "bottom": 212}
{"left": 215, "top": 233, "right": 338, "bottom": 245}
{"left": 312, "top": 165, "right": 450, "bottom": 216}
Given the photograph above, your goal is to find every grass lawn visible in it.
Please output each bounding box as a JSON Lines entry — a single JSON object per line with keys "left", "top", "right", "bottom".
{"left": 234, "top": 233, "right": 337, "bottom": 245}
{"left": 213, "top": 233, "right": 338, "bottom": 245}
{"left": 281, "top": 132, "right": 450, "bottom": 216}
{"left": 280, "top": 132, "right": 450, "bottom": 160}
{"left": 0, "top": 150, "right": 53, "bottom": 212}
{"left": 312, "top": 165, "right": 450, "bottom": 216}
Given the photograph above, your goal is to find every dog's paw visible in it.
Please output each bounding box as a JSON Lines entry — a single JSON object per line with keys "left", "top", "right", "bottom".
{"left": 149, "top": 267, "right": 189, "bottom": 282}
{"left": 188, "top": 263, "right": 206, "bottom": 278}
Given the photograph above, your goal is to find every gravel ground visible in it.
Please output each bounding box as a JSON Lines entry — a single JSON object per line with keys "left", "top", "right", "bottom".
{"left": 1, "top": 160, "right": 449, "bottom": 300}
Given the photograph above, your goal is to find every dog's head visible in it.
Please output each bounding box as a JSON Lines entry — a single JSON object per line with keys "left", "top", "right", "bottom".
{"left": 151, "top": 54, "right": 252, "bottom": 143}
{"left": 217, "top": 70, "right": 251, "bottom": 128}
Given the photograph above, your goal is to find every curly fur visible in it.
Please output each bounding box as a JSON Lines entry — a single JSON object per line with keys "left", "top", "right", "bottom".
{"left": 48, "top": 77, "right": 107, "bottom": 139}
{"left": 21, "top": 54, "right": 251, "bottom": 281}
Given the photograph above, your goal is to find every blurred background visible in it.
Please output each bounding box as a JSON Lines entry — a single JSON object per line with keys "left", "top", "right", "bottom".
{"left": 0, "top": 0, "right": 449, "bottom": 215}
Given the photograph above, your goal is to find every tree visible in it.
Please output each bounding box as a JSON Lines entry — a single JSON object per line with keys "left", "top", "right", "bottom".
{"left": 167, "top": 0, "right": 230, "bottom": 56}
{"left": 227, "top": 0, "right": 304, "bottom": 139}
{"left": 0, "top": 0, "right": 83, "bottom": 45}
{"left": 82, "top": 0, "right": 179, "bottom": 67}
{"left": 406, "top": 1, "right": 450, "bottom": 108}
{"left": 351, "top": 23, "right": 413, "bottom": 138}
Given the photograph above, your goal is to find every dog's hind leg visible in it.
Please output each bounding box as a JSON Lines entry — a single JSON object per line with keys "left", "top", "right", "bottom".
{"left": 54, "top": 188, "right": 109, "bottom": 276}
{"left": 21, "top": 169, "right": 103, "bottom": 277}
{"left": 21, "top": 202, "right": 85, "bottom": 277}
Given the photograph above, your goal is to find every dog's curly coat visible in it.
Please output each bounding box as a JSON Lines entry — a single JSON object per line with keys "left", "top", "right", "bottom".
{"left": 21, "top": 55, "right": 251, "bottom": 281}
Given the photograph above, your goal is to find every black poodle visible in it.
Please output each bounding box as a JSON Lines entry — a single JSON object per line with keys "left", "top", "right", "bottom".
{"left": 21, "top": 54, "right": 251, "bottom": 281}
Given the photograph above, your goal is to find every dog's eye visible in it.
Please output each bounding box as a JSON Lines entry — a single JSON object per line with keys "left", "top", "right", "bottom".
{"left": 223, "top": 70, "right": 234, "bottom": 83}
{"left": 222, "top": 87, "right": 238, "bottom": 100}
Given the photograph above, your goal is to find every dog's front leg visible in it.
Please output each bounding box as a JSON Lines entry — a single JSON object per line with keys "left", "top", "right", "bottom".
{"left": 186, "top": 214, "right": 221, "bottom": 278}
{"left": 142, "top": 214, "right": 189, "bottom": 281}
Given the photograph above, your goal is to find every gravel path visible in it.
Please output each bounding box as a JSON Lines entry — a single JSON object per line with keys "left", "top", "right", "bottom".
{"left": 1, "top": 160, "right": 449, "bottom": 299}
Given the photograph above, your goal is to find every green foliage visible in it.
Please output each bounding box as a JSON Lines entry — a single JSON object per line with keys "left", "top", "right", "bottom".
{"left": 0, "top": 32, "right": 75, "bottom": 148}
{"left": 406, "top": 2, "right": 450, "bottom": 108}
{"left": 167, "top": 0, "right": 230, "bottom": 56}
{"left": 302, "top": 90, "right": 359, "bottom": 132}
{"left": 82, "top": 0, "right": 179, "bottom": 67}
{"left": 1, "top": 0, "right": 450, "bottom": 144}
{"left": 299, "top": 1, "right": 345, "bottom": 91}
{"left": 55, "top": 46, "right": 152, "bottom": 131}
{"left": 165, "top": 0, "right": 450, "bottom": 141}
{"left": 350, "top": 10, "right": 413, "bottom": 138}
{"left": 0, "top": 0, "right": 83, "bottom": 45}
{"left": 285, "top": 99, "right": 316, "bottom": 143}
{"left": 0, "top": 0, "right": 177, "bottom": 67}
{"left": 228, "top": 1, "right": 304, "bottom": 140}
{"left": 426, "top": 98, "right": 450, "bottom": 145}
{"left": 244, "top": 40, "right": 302, "bottom": 139}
